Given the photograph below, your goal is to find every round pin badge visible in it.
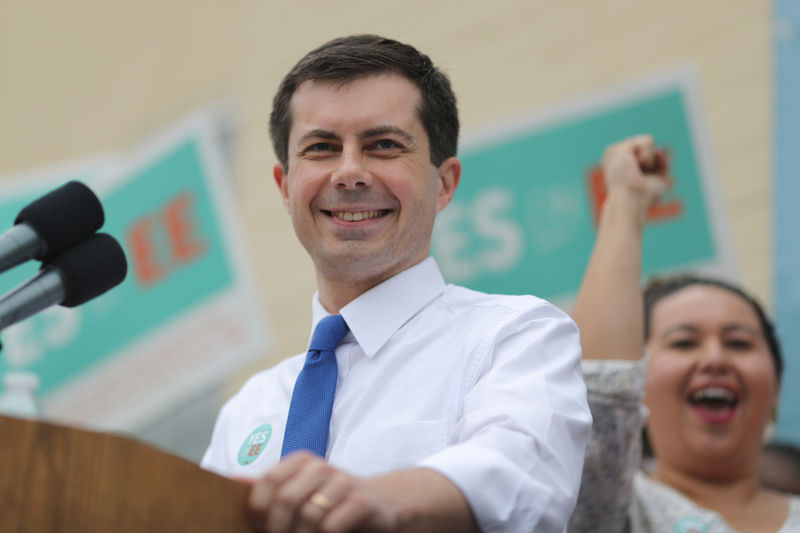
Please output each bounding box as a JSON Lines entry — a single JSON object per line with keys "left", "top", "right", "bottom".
{"left": 237, "top": 424, "right": 272, "bottom": 466}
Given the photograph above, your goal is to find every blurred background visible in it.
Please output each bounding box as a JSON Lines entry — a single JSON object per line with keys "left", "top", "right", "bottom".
{"left": 0, "top": 0, "right": 797, "bottom": 462}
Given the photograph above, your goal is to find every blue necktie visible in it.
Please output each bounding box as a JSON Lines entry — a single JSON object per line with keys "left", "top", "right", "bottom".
{"left": 281, "top": 314, "right": 349, "bottom": 458}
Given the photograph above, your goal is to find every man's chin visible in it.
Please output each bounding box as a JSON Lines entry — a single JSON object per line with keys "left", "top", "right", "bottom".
{"left": 315, "top": 250, "right": 408, "bottom": 282}
{"left": 320, "top": 253, "right": 387, "bottom": 275}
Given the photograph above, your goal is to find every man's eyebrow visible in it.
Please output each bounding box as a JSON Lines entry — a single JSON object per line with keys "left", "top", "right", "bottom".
{"left": 360, "top": 126, "right": 415, "bottom": 143}
{"left": 295, "top": 129, "right": 339, "bottom": 148}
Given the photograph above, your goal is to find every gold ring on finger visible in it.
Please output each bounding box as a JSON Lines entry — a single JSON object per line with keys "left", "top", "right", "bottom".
{"left": 310, "top": 492, "right": 333, "bottom": 511}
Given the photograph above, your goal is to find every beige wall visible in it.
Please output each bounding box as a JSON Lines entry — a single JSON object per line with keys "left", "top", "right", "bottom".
{"left": 0, "top": 1, "right": 772, "bottom": 381}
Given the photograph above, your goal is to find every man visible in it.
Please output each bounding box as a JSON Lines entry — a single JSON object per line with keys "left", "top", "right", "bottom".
{"left": 202, "top": 35, "right": 591, "bottom": 532}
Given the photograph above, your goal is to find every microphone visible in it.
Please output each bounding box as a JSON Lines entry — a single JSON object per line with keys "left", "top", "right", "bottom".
{"left": 0, "top": 233, "right": 127, "bottom": 331}
{"left": 0, "top": 181, "right": 105, "bottom": 275}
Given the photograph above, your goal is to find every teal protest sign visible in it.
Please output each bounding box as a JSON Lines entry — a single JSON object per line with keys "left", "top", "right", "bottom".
{"left": 0, "top": 139, "right": 232, "bottom": 393}
{"left": 432, "top": 69, "right": 734, "bottom": 302}
{"left": 0, "top": 111, "right": 266, "bottom": 429}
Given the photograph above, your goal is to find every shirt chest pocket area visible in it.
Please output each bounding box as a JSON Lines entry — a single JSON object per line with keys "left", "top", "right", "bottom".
{"left": 331, "top": 419, "right": 449, "bottom": 477}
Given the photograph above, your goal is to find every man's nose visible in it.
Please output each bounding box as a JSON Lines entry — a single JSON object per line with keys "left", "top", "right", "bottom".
{"left": 331, "top": 149, "right": 372, "bottom": 189}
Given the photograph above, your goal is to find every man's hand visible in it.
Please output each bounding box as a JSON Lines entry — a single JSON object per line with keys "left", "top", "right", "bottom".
{"left": 246, "top": 453, "right": 478, "bottom": 533}
{"left": 601, "top": 134, "right": 671, "bottom": 225}
{"left": 247, "top": 452, "right": 398, "bottom": 533}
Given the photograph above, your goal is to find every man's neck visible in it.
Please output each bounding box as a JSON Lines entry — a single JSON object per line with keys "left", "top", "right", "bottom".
{"left": 317, "top": 278, "right": 376, "bottom": 315}
{"left": 315, "top": 258, "right": 427, "bottom": 314}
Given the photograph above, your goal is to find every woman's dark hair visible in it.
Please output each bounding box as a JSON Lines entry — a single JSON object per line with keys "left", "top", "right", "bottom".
{"left": 643, "top": 275, "right": 783, "bottom": 381}
{"left": 269, "top": 34, "right": 459, "bottom": 169}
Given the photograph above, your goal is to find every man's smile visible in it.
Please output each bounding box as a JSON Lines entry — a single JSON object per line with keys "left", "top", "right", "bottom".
{"left": 322, "top": 209, "right": 391, "bottom": 222}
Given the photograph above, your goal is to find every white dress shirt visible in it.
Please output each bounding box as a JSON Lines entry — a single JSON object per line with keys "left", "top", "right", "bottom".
{"left": 202, "top": 257, "right": 591, "bottom": 533}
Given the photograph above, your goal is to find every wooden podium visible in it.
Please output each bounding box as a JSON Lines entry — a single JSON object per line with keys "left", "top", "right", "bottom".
{"left": 0, "top": 414, "right": 251, "bottom": 532}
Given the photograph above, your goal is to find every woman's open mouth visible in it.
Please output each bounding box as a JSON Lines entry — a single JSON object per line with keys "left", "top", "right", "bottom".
{"left": 687, "top": 386, "right": 739, "bottom": 424}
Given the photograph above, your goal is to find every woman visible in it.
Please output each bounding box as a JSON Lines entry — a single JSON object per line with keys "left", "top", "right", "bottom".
{"left": 568, "top": 136, "right": 800, "bottom": 532}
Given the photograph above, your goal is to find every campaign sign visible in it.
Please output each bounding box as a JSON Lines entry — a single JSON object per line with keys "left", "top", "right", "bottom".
{"left": 0, "top": 110, "right": 267, "bottom": 431}
{"left": 432, "top": 68, "right": 735, "bottom": 303}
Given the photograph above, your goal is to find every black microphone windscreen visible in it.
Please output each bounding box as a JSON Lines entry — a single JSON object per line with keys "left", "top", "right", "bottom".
{"left": 14, "top": 181, "right": 105, "bottom": 262}
{"left": 48, "top": 233, "right": 128, "bottom": 308}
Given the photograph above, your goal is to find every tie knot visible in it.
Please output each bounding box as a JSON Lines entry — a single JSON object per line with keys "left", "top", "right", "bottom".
{"left": 309, "top": 315, "right": 349, "bottom": 352}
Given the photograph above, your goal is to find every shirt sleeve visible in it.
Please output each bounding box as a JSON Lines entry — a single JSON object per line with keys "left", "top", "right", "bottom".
{"left": 418, "top": 301, "right": 593, "bottom": 533}
{"left": 567, "top": 357, "right": 648, "bottom": 533}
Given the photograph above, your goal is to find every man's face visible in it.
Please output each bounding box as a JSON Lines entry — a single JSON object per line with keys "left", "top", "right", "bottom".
{"left": 274, "top": 73, "right": 460, "bottom": 293}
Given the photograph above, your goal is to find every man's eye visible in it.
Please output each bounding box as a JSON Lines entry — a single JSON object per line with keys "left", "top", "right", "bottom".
{"left": 307, "top": 142, "right": 336, "bottom": 152}
{"left": 372, "top": 139, "right": 402, "bottom": 150}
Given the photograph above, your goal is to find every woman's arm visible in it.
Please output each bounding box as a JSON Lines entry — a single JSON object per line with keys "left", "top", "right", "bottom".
{"left": 572, "top": 135, "right": 669, "bottom": 361}
{"left": 567, "top": 135, "right": 669, "bottom": 533}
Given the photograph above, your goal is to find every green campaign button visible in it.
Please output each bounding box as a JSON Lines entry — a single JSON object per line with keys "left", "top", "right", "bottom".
{"left": 237, "top": 424, "right": 272, "bottom": 466}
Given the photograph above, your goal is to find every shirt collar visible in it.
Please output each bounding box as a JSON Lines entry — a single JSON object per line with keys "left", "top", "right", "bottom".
{"left": 310, "top": 257, "right": 446, "bottom": 357}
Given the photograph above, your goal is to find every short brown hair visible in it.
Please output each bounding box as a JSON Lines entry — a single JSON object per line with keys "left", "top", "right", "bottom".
{"left": 269, "top": 34, "right": 459, "bottom": 169}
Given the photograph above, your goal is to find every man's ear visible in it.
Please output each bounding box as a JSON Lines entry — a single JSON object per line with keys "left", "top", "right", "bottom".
{"left": 274, "top": 162, "right": 291, "bottom": 213}
{"left": 436, "top": 157, "right": 461, "bottom": 212}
